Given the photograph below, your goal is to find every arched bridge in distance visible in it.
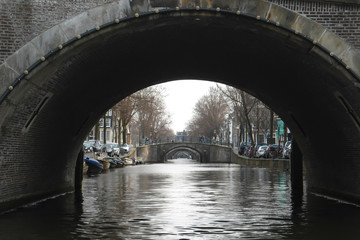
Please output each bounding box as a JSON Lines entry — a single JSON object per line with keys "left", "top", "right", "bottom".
{"left": 1, "top": 0, "right": 360, "bottom": 211}
{"left": 136, "top": 142, "right": 234, "bottom": 164}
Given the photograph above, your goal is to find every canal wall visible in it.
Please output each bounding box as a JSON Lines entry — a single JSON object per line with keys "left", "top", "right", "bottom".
{"left": 231, "top": 150, "right": 290, "bottom": 172}
{"left": 136, "top": 144, "right": 162, "bottom": 163}
{"left": 208, "top": 145, "right": 232, "bottom": 163}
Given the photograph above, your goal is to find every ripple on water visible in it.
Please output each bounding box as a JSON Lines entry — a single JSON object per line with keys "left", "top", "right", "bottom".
{"left": 1, "top": 160, "right": 360, "bottom": 239}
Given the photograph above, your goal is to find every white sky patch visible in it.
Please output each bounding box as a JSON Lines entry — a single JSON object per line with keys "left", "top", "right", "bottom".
{"left": 159, "top": 80, "right": 220, "bottom": 133}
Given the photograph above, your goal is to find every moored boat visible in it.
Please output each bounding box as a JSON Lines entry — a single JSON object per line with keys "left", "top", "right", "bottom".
{"left": 108, "top": 157, "right": 118, "bottom": 168}
{"left": 84, "top": 157, "right": 103, "bottom": 174}
{"left": 123, "top": 157, "right": 135, "bottom": 165}
{"left": 116, "top": 158, "right": 125, "bottom": 167}
{"left": 106, "top": 157, "right": 125, "bottom": 168}
{"left": 83, "top": 160, "right": 89, "bottom": 174}
{"left": 97, "top": 156, "right": 110, "bottom": 170}
{"left": 135, "top": 157, "right": 144, "bottom": 165}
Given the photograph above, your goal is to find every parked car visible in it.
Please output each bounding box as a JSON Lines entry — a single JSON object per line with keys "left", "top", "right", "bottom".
{"left": 256, "top": 145, "right": 268, "bottom": 158}
{"left": 88, "top": 140, "right": 102, "bottom": 152}
{"left": 101, "top": 143, "right": 120, "bottom": 156}
{"left": 83, "top": 141, "right": 93, "bottom": 152}
{"left": 253, "top": 143, "right": 267, "bottom": 156}
{"left": 238, "top": 142, "right": 251, "bottom": 155}
{"left": 283, "top": 143, "right": 292, "bottom": 159}
{"left": 264, "top": 144, "right": 282, "bottom": 159}
{"left": 111, "top": 143, "right": 120, "bottom": 156}
{"left": 120, "top": 143, "right": 129, "bottom": 153}
{"left": 245, "top": 145, "right": 256, "bottom": 157}
{"left": 101, "top": 143, "right": 113, "bottom": 156}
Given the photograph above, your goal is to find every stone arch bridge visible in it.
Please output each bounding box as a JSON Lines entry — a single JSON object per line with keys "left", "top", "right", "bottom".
{"left": 1, "top": 0, "right": 360, "bottom": 211}
{"left": 136, "top": 142, "right": 233, "bottom": 163}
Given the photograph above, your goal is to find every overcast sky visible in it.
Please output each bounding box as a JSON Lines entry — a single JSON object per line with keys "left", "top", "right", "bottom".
{"left": 158, "top": 80, "right": 219, "bottom": 133}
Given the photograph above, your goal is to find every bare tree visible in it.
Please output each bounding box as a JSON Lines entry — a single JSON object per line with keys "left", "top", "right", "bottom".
{"left": 216, "top": 85, "right": 271, "bottom": 145}
{"left": 130, "top": 86, "right": 173, "bottom": 144}
{"left": 186, "top": 87, "right": 228, "bottom": 142}
{"left": 112, "top": 96, "right": 138, "bottom": 144}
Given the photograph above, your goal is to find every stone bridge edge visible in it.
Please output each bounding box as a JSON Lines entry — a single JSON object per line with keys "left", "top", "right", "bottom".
{"left": 1, "top": 0, "right": 360, "bottom": 104}
{"left": 136, "top": 143, "right": 290, "bottom": 170}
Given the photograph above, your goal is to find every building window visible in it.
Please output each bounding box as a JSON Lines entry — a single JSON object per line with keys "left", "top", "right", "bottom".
{"left": 106, "top": 109, "right": 112, "bottom": 117}
{"left": 99, "top": 118, "right": 111, "bottom": 128}
{"left": 100, "top": 130, "right": 111, "bottom": 142}
{"left": 107, "top": 131, "right": 110, "bottom": 141}
{"left": 106, "top": 118, "right": 111, "bottom": 128}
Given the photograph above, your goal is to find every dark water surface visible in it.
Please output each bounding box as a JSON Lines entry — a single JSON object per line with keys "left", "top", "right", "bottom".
{"left": 1, "top": 159, "right": 359, "bottom": 239}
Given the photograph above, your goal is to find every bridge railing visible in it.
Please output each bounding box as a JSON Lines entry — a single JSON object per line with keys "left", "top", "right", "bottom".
{"left": 136, "top": 136, "right": 234, "bottom": 148}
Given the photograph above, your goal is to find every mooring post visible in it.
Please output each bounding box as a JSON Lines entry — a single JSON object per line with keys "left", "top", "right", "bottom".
{"left": 291, "top": 139, "right": 303, "bottom": 196}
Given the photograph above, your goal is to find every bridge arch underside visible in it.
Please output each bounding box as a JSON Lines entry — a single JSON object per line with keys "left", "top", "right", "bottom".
{"left": 1, "top": 5, "right": 360, "bottom": 209}
{"left": 166, "top": 147, "right": 202, "bottom": 161}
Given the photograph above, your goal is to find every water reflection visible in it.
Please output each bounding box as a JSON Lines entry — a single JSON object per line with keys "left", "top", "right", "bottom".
{"left": 0, "top": 158, "right": 359, "bottom": 239}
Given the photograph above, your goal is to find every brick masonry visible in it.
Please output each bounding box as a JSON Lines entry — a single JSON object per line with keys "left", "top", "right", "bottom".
{"left": 268, "top": 0, "right": 360, "bottom": 49}
{"left": 0, "top": 0, "right": 115, "bottom": 64}
{"left": 0, "top": 0, "right": 359, "bottom": 64}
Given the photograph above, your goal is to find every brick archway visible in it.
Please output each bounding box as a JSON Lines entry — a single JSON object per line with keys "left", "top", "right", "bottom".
{"left": 1, "top": 0, "right": 360, "bottom": 210}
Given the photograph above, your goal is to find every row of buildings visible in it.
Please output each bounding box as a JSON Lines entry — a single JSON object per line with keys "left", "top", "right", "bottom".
{"left": 86, "top": 110, "right": 131, "bottom": 144}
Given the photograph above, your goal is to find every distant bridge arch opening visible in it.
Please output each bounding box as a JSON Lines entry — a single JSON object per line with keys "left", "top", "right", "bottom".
{"left": 166, "top": 146, "right": 202, "bottom": 161}
{"left": 1, "top": 0, "right": 360, "bottom": 210}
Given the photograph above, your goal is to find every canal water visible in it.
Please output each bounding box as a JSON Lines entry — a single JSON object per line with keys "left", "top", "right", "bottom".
{"left": 1, "top": 158, "right": 359, "bottom": 239}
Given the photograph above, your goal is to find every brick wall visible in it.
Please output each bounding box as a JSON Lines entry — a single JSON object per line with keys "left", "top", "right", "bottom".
{"left": 268, "top": 0, "right": 360, "bottom": 49}
{"left": 0, "top": 0, "right": 359, "bottom": 64}
{"left": 0, "top": 0, "right": 116, "bottom": 64}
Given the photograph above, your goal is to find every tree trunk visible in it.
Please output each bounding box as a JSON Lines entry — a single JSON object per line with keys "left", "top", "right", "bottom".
{"left": 240, "top": 91, "right": 255, "bottom": 146}
{"left": 95, "top": 121, "right": 100, "bottom": 140}
{"left": 118, "top": 119, "right": 121, "bottom": 144}
{"left": 122, "top": 121, "right": 127, "bottom": 144}
{"left": 103, "top": 114, "right": 107, "bottom": 144}
{"left": 240, "top": 124, "right": 244, "bottom": 143}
